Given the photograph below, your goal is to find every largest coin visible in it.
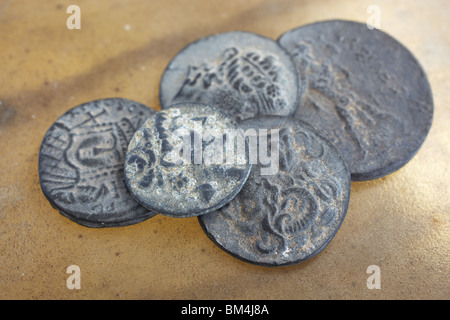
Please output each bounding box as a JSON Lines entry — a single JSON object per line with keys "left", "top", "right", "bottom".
{"left": 159, "top": 31, "right": 300, "bottom": 122}
{"left": 278, "top": 20, "right": 434, "bottom": 181}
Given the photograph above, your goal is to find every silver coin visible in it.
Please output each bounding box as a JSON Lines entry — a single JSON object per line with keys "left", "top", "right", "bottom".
{"left": 38, "top": 98, "right": 157, "bottom": 228}
{"left": 198, "top": 115, "right": 351, "bottom": 266}
{"left": 124, "top": 102, "right": 252, "bottom": 218}
{"left": 159, "top": 31, "right": 300, "bottom": 122}
{"left": 278, "top": 20, "right": 434, "bottom": 181}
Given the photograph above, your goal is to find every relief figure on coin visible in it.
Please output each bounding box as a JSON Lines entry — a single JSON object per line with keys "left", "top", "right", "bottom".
{"left": 291, "top": 41, "right": 404, "bottom": 162}
{"left": 220, "top": 127, "right": 341, "bottom": 256}
{"left": 126, "top": 111, "right": 224, "bottom": 203}
{"left": 126, "top": 111, "right": 170, "bottom": 191}
{"left": 172, "top": 47, "right": 287, "bottom": 121}
{"left": 49, "top": 116, "right": 140, "bottom": 212}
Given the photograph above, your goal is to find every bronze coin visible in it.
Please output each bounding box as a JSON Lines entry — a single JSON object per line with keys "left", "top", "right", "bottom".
{"left": 278, "top": 20, "right": 434, "bottom": 180}
{"left": 39, "top": 98, "right": 157, "bottom": 228}
{"left": 199, "top": 115, "right": 351, "bottom": 266}
{"left": 124, "top": 102, "right": 252, "bottom": 218}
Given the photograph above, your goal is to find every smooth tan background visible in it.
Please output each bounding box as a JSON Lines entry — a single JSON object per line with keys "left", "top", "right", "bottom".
{"left": 0, "top": 0, "right": 448, "bottom": 300}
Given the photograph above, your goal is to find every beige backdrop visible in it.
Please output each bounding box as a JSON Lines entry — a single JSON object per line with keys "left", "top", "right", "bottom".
{"left": 0, "top": 0, "right": 448, "bottom": 299}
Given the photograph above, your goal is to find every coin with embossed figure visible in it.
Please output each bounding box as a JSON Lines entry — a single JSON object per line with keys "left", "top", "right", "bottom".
{"left": 38, "top": 98, "right": 157, "bottom": 228}
{"left": 278, "top": 20, "right": 434, "bottom": 181}
{"left": 124, "top": 102, "right": 252, "bottom": 218}
{"left": 198, "top": 115, "right": 351, "bottom": 267}
{"left": 159, "top": 31, "right": 300, "bottom": 122}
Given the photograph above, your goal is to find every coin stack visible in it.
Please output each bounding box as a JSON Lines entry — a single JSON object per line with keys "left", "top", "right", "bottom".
{"left": 39, "top": 20, "right": 433, "bottom": 267}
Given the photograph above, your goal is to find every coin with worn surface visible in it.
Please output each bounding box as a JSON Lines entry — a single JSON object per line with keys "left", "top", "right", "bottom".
{"left": 124, "top": 102, "right": 252, "bottom": 218}
{"left": 159, "top": 31, "right": 300, "bottom": 122}
{"left": 198, "top": 115, "right": 351, "bottom": 267}
{"left": 278, "top": 20, "right": 434, "bottom": 181}
{"left": 38, "top": 98, "right": 157, "bottom": 228}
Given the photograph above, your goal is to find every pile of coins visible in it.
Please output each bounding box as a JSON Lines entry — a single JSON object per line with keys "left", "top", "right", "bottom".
{"left": 39, "top": 20, "right": 433, "bottom": 267}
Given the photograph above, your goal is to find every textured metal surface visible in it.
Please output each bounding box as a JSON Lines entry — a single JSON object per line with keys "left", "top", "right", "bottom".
{"left": 124, "top": 103, "right": 252, "bottom": 217}
{"left": 199, "top": 116, "right": 351, "bottom": 266}
{"left": 38, "top": 98, "right": 156, "bottom": 227}
{"left": 278, "top": 20, "right": 434, "bottom": 181}
{"left": 159, "top": 31, "right": 300, "bottom": 122}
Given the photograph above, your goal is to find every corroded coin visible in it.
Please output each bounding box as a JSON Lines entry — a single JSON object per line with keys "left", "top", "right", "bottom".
{"left": 159, "top": 31, "right": 300, "bottom": 122}
{"left": 38, "top": 98, "right": 157, "bottom": 228}
{"left": 278, "top": 20, "right": 434, "bottom": 181}
{"left": 124, "top": 103, "right": 252, "bottom": 218}
{"left": 198, "top": 116, "right": 351, "bottom": 267}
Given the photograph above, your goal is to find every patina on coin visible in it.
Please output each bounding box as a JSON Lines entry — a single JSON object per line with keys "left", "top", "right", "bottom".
{"left": 124, "top": 102, "right": 252, "bottom": 218}
{"left": 38, "top": 98, "right": 157, "bottom": 228}
{"left": 278, "top": 20, "right": 434, "bottom": 181}
{"left": 159, "top": 31, "right": 300, "bottom": 122}
{"left": 198, "top": 116, "right": 351, "bottom": 267}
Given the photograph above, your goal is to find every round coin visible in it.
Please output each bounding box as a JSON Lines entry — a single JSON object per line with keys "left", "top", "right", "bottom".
{"left": 278, "top": 20, "right": 434, "bottom": 181}
{"left": 159, "top": 31, "right": 300, "bottom": 122}
{"left": 198, "top": 115, "right": 351, "bottom": 267}
{"left": 124, "top": 102, "right": 252, "bottom": 218}
{"left": 38, "top": 98, "right": 157, "bottom": 228}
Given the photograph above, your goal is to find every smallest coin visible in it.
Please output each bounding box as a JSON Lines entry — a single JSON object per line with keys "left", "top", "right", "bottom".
{"left": 124, "top": 102, "right": 252, "bottom": 218}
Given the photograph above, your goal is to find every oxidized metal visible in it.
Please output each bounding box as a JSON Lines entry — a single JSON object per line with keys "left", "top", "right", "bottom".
{"left": 38, "top": 98, "right": 157, "bottom": 228}
{"left": 159, "top": 31, "right": 300, "bottom": 122}
{"left": 198, "top": 115, "right": 351, "bottom": 267}
{"left": 124, "top": 103, "right": 252, "bottom": 218}
{"left": 278, "top": 20, "right": 434, "bottom": 181}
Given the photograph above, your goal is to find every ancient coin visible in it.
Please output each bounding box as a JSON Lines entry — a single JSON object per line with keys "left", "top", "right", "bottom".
{"left": 124, "top": 102, "right": 252, "bottom": 218}
{"left": 38, "top": 98, "right": 157, "bottom": 228}
{"left": 198, "top": 115, "right": 351, "bottom": 267}
{"left": 278, "top": 20, "right": 434, "bottom": 181}
{"left": 159, "top": 31, "right": 300, "bottom": 122}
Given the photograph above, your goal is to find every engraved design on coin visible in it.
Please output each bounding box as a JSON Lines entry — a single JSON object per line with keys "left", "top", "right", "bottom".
{"left": 199, "top": 116, "right": 351, "bottom": 267}
{"left": 172, "top": 47, "right": 288, "bottom": 120}
{"left": 124, "top": 103, "right": 252, "bottom": 218}
{"left": 38, "top": 98, "right": 157, "bottom": 228}
{"left": 159, "top": 31, "right": 300, "bottom": 122}
{"left": 278, "top": 20, "right": 434, "bottom": 181}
